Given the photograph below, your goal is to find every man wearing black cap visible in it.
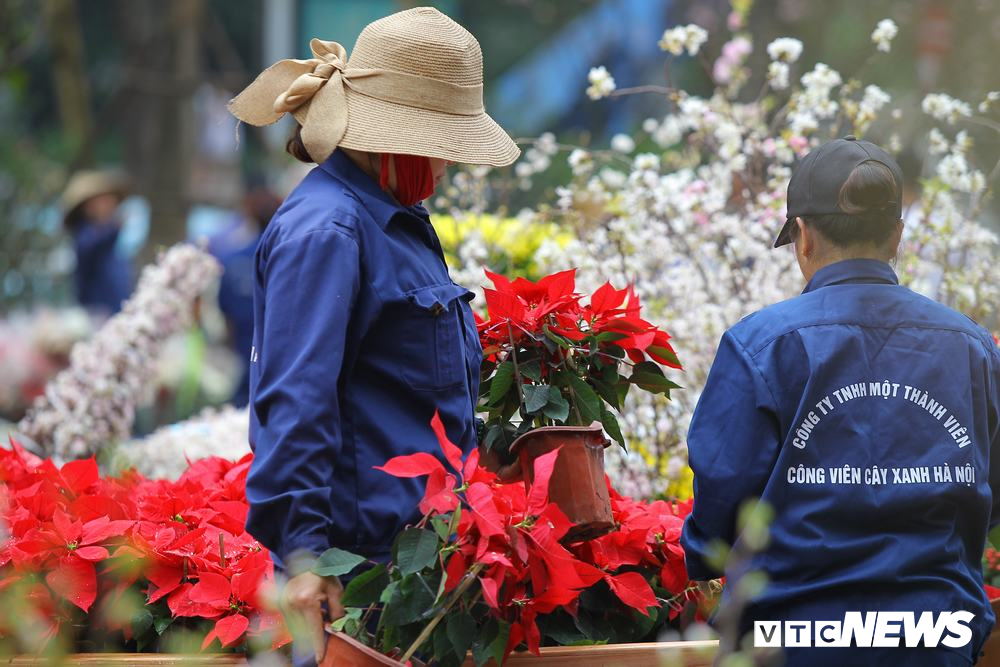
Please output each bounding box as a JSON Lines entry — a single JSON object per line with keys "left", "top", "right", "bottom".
{"left": 681, "top": 136, "right": 1000, "bottom": 665}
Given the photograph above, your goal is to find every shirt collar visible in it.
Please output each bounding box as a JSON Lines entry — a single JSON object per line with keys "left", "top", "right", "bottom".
{"left": 802, "top": 258, "right": 899, "bottom": 294}
{"left": 318, "top": 150, "right": 427, "bottom": 229}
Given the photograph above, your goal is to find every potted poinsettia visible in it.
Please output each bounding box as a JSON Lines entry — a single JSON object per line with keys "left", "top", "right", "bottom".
{"left": 476, "top": 270, "right": 681, "bottom": 540}
{"left": 316, "top": 413, "right": 704, "bottom": 667}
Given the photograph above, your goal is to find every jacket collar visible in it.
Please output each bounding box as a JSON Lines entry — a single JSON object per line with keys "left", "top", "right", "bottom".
{"left": 317, "top": 150, "right": 430, "bottom": 229}
{"left": 803, "top": 258, "right": 899, "bottom": 294}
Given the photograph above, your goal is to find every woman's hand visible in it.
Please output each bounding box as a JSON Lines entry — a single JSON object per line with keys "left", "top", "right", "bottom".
{"left": 281, "top": 571, "right": 345, "bottom": 662}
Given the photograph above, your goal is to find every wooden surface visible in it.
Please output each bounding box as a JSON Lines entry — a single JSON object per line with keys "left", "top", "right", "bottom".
{"left": 461, "top": 640, "right": 719, "bottom": 667}
{"left": 4, "top": 656, "right": 249, "bottom": 665}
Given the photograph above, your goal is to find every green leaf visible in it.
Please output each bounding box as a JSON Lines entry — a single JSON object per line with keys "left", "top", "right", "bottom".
{"left": 380, "top": 623, "right": 400, "bottom": 655}
{"left": 601, "top": 363, "right": 621, "bottom": 383}
{"left": 600, "top": 405, "right": 626, "bottom": 449}
{"left": 131, "top": 609, "right": 154, "bottom": 644}
{"left": 543, "top": 327, "right": 572, "bottom": 349}
{"left": 330, "top": 607, "right": 363, "bottom": 632}
{"left": 542, "top": 389, "right": 570, "bottom": 422}
{"left": 519, "top": 359, "right": 543, "bottom": 382}
{"left": 435, "top": 561, "right": 448, "bottom": 604}
{"left": 591, "top": 376, "right": 620, "bottom": 411}
{"left": 522, "top": 384, "right": 552, "bottom": 414}
{"left": 616, "top": 380, "right": 631, "bottom": 406}
{"left": 537, "top": 609, "right": 589, "bottom": 645}
{"left": 153, "top": 615, "right": 173, "bottom": 635}
{"left": 990, "top": 525, "right": 1000, "bottom": 550}
{"left": 340, "top": 564, "right": 389, "bottom": 606}
{"left": 488, "top": 361, "right": 515, "bottom": 406}
{"left": 472, "top": 618, "right": 511, "bottom": 667}
{"left": 394, "top": 528, "right": 440, "bottom": 575}
{"left": 433, "top": 623, "right": 456, "bottom": 665}
{"left": 312, "top": 547, "right": 367, "bottom": 578}
{"left": 382, "top": 573, "right": 437, "bottom": 626}
{"left": 629, "top": 361, "right": 681, "bottom": 396}
{"left": 649, "top": 344, "right": 682, "bottom": 368}
{"left": 379, "top": 580, "right": 398, "bottom": 605}
{"left": 447, "top": 614, "right": 476, "bottom": 660}
{"left": 483, "top": 423, "right": 505, "bottom": 452}
{"left": 603, "top": 344, "right": 626, "bottom": 359}
{"left": 567, "top": 374, "right": 602, "bottom": 423}
{"left": 501, "top": 393, "right": 521, "bottom": 421}
{"left": 431, "top": 515, "right": 451, "bottom": 542}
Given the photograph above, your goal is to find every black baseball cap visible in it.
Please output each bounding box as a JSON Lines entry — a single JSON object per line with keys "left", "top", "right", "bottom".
{"left": 774, "top": 135, "right": 904, "bottom": 248}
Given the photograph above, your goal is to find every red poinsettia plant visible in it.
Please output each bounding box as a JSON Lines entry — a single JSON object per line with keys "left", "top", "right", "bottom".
{"left": 0, "top": 439, "right": 289, "bottom": 657}
{"left": 318, "top": 413, "right": 709, "bottom": 667}
{"left": 477, "top": 269, "right": 682, "bottom": 460}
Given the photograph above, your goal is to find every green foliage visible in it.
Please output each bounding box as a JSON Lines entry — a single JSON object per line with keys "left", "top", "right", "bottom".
{"left": 393, "top": 528, "right": 441, "bottom": 576}
{"left": 340, "top": 564, "right": 390, "bottom": 607}
{"left": 471, "top": 618, "right": 510, "bottom": 667}
{"left": 312, "top": 547, "right": 367, "bottom": 578}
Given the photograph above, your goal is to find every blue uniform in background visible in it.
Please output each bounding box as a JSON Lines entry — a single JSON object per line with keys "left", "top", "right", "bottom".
{"left": 212, "top": 225, "right": 261, "bottom": 408}
{"left": 72, "top": 219, "right": 132, "bottom": 315}
{"left": 245, "top": 150, "right": 481, "bottom": 567}
{"left": 682, "top": 259, "right": 1000, "bottom": 665}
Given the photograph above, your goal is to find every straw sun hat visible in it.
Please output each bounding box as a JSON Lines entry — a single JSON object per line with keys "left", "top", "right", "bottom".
{"left": 60, "top": 169, "right": 129, "bottom": 227}
{"left": 228, "top": 6, "right": 521, "bottom": 167}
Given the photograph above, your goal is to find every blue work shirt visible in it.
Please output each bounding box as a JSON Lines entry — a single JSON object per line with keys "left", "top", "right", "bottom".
{"left": 682, "top": 259, "right": 1000, "bottom": 663}
{"left": 72, "top": 219, "right": 132, "bottom": 315}
{"left": 245, "top": 150, "right": 481, "bottom": 566}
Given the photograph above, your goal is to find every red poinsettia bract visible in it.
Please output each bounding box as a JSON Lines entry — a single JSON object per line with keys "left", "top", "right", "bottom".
{"left": 0, "top": 437, "right": 290, "bottom": 652}
{"left": 478, "top": 269, "right": 681, "bottom": 371}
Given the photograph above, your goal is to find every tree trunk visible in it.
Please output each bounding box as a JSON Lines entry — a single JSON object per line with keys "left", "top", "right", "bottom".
{"left": 42, "top": 0, "right": 93, "bottom": 155}
{"left": 119, "top": 0, "right": 203, "bottom": 267}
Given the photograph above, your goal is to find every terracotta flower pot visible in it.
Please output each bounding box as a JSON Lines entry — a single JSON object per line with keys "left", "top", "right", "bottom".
{"left": 510, "top": 424, "right": 614, "bottom": 542}
{"left": 320, "top": 632, "right": 405, "bottom": 667}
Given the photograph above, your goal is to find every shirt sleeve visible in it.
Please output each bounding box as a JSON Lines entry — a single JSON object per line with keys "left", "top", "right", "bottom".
{"left": 681, "top": 331, "right": 782, "bottom": 580}
{"left": 245, "top": 228, "right": 361, "bottom": 563}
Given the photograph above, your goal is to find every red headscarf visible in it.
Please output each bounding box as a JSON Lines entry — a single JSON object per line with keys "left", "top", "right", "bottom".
{"left": 380, "top": 153, "right": 436, "bottom": 206}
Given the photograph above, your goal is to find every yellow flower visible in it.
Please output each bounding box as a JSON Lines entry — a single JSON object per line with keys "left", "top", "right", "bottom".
{"left": 434, "top": 214, "right": 572, "bottom": 279}
{"left": 664, "top": 465, "right": 695, "bottom": 500}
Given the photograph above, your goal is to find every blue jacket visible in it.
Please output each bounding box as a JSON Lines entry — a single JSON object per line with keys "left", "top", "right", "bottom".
{"left": 246, "top": 150, "right": 482, "bottom": 565}
{"left": 73, "top": 219, "right": 132, "bottom": 315}
{"left": 682, "top": 259, "right": 1000, "bottom": 661}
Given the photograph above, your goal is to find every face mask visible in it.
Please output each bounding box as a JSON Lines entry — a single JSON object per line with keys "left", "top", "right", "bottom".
{"left": 380, "top": 153, "right": 436, "bottom": 207}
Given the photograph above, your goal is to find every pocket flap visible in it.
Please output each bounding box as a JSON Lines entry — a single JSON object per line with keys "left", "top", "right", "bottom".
{"left": 406, "top": 283, "right": 474, "bottom": 314}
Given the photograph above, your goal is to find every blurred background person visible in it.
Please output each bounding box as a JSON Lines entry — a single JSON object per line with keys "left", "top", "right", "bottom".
{"left": 60, "top": 169, "right": 133, "bottom": 316}
{"left": 210, "top": 182, "right": 283, "bottom": 407}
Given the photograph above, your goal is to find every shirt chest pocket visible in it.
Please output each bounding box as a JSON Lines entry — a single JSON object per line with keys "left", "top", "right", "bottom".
{"left": 399, "top": 283, "right": 475, "bottom": 392}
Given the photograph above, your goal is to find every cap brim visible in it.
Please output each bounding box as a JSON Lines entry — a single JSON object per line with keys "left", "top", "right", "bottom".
{"left": 337, "top": 90, "right": 521, "bottom": 167}
{"left": 773, "top": 217, "right": 796, "bottom": 248}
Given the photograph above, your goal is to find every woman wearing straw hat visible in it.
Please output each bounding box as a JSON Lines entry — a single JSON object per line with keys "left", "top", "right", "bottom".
{"left": 228, "top": 7, "right": 519, "bottom": 662}
{"left": 61, "top": 169, "right": 132, "bottom": 315}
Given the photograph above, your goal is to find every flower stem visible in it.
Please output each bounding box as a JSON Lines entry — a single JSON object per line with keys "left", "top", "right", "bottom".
{"left": 507, "top": 322, "right": 527, "bottom": 419}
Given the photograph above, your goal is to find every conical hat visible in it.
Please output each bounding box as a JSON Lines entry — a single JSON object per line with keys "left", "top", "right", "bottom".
{"left": 60, "top": 170, "right": 129, "bottom": 225}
